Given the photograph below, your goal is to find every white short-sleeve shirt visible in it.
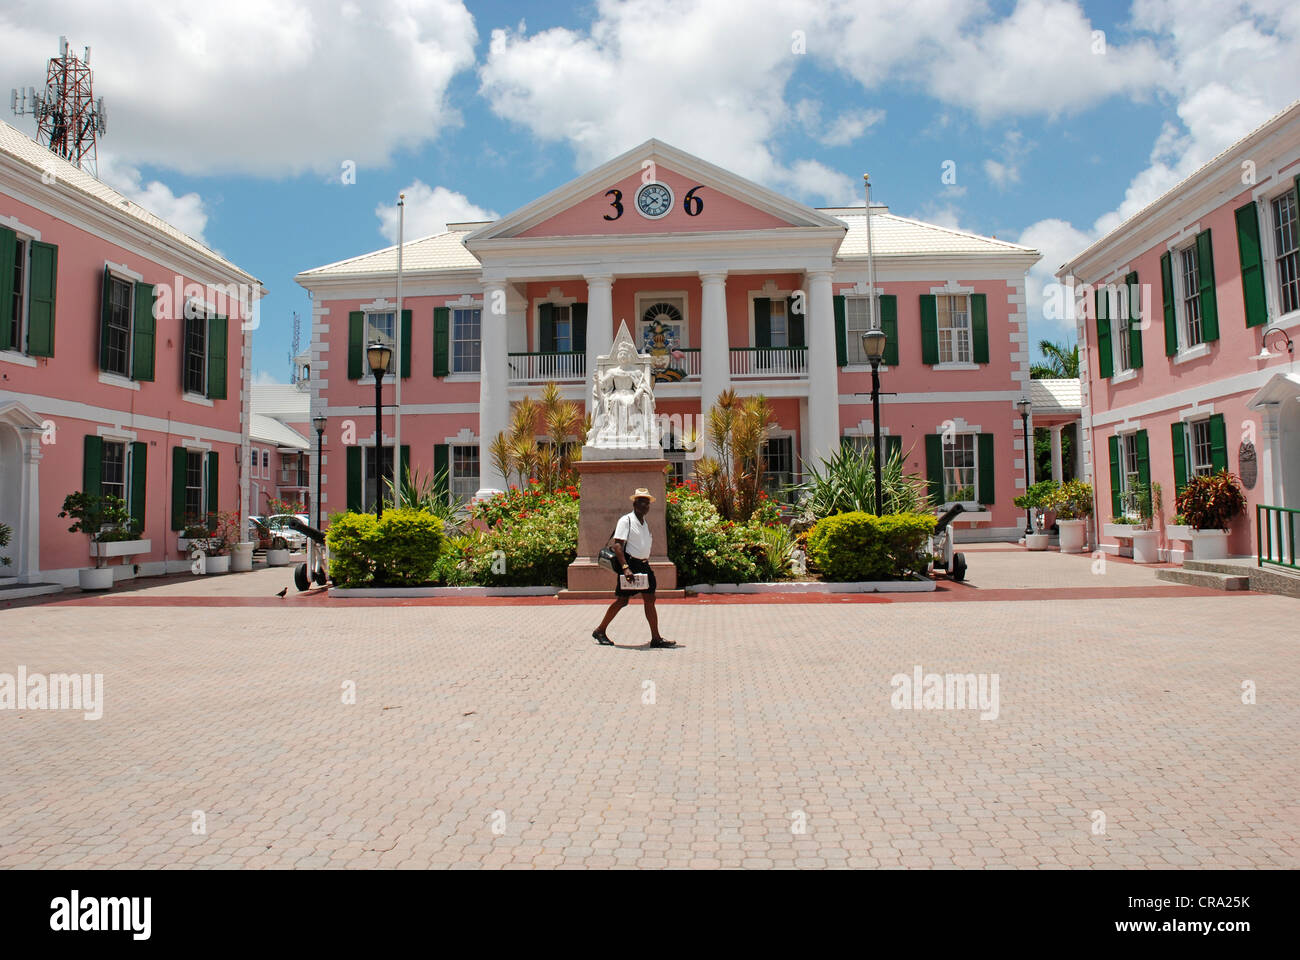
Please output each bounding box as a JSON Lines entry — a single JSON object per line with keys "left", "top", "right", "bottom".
{"left": 614, "top": 510, "right": 652, "bottom": 560}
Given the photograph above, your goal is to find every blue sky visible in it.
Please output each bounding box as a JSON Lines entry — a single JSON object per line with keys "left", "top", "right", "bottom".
{"left": 2, "top": 0, "right": 1297, "bottom": 383}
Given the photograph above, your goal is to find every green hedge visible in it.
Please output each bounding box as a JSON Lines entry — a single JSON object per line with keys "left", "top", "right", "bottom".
{"left": 665, "top": 485, "right": 761, "bottom": 584}
{"left": 327, "top": 508, "right": 445, "bottom": 587}
{"left": 806, "top": 511, "right": 936, "bottom": 582}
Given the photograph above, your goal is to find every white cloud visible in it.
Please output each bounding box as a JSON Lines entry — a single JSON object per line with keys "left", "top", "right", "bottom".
{"left": 375, "top": 181, "right": 498, "bottom": 243}
{"left": 97, "top": 153, "right": 210, "bottom": 243}
{"left": 253, "top": 370, "right": 287, "bottom": 386}
{"left": 0, "top": 0, "right": 477, "bottom": 176}
{"left": 795, "top": 100, "right": 885, "bottom": 146}
{"left": 1016, "top": 217, "right": 1095, "bottom": 345}
{"left": 984, "top": 130, "right": 1029, "bottom": 190}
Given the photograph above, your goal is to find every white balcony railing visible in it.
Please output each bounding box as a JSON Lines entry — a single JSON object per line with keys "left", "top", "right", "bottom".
{"left": 507, "top": 351, "right": 586, "bottom": 383}
{"left": 729, "top": 346, "right": 808, "bottom": 378}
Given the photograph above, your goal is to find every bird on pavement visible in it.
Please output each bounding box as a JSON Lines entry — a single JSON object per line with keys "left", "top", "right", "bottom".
{"left": 275, "top": 587, "right": 288, "bottom": 598}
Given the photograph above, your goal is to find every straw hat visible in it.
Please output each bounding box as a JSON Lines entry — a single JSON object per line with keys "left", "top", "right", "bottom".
{"left": 629, "top": 487, "right": 656, "bottom": 502}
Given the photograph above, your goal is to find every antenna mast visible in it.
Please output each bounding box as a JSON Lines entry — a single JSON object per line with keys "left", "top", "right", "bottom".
{"left": 11, "top": 36, "right": 107, "bottom": 178}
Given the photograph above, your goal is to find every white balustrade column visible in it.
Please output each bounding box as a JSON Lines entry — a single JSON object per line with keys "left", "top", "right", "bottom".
{"left": 1050, "top": 424, "right": 1063, "bottom": 484}
{"left": 584, "top": 275, "right": 614, "bottom": 402}
{"left": 805, "top": 270, "right": 840, "bottom": 466}
{"left": 699, "top": 270, "right": 730, "bottom": 431}
{"left": 478, "top": 279, "right": 510, "bottom": 495}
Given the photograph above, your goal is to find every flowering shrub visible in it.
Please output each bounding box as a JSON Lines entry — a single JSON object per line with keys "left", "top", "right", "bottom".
{"left": 471, "top": 480, "right": 580, "bottom": 528}
{"left": 434, "top": 482, "right": 579, "bottom": 586}
{"left": 807, "top": 511, "right": 935, "bottom": 582}
{"left": 665, "top": 482, "right": 762, "bottom": 584}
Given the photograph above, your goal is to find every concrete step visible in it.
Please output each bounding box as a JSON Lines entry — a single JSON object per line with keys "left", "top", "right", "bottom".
{"left": 0, "top": 581, "right": 64, "bottom": 601}
{"left": 1156, "top": 569, "right": 1249, "bottom": 590}
{"left": 1182, "top": 559, "right": 1300, "bottom": 598}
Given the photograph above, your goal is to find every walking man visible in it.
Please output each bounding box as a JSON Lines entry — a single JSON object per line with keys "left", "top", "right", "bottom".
{"left": 592, "top": 488, "right": 676, "bottom": 648}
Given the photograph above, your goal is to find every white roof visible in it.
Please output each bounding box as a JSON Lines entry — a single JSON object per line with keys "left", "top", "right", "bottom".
{"left": 249, "top": 413, "right": 309, "bottom": 450}
{"left": 296, "top": 230, "right": 480, "bottom": 279}
{"left": 0, "top": 118, "right": 257, "bottom": 283}
{"left": 251, "top": 383, "right": 311, "bottom": 423}
{"left": 831, "top": 209, "right": 1038, "bottom": 259}
{"left": 1029, "top": 378, "right": 1082, "bottom": 413}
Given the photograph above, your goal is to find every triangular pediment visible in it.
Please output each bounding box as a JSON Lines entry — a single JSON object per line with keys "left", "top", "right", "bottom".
{"left": 464, "top": 139, "right": 846, "bottom": 244}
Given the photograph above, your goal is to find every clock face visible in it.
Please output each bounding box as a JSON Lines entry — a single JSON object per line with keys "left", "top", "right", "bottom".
{"left": 635, "top": 182, "right": 673, "bottom": 219}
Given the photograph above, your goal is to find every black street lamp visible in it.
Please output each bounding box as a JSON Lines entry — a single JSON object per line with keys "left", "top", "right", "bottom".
{"left": 367, "top": 340, "right": 392, "bottom": 518}
{"left": 1016, "top": 396, "right": 1033, "bottom": 536}
{"left": 312, "top": 413, "right": 326, "bottom": 530}
{"left": 861, "top": 328, "right": 888, "bottom": 516}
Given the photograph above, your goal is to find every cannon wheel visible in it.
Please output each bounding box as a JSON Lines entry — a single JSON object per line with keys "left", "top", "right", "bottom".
{"left": 294, "top": 562, "right": 310, "bottom": 592}
{"left": 312, "top": 565, "right": 328, "bottom": 586}
{"left": 950, "top": 552, "right": 967, "bottom": 582}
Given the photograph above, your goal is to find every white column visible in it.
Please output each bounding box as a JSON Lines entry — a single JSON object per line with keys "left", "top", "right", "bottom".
{"left": 1050, "top": 425, "right": 1063, "bottom": 484}
{"left": 478, "top": 279, "right": 510, "bottom": 496}
{"left": 806, "top": 270, "right": 840, "bottom": 466}
{"left": 699, "top": 270, "right": 730, "bottom": 428}
{"left": 584, "top": 274, "right": 614, "bottom": 401}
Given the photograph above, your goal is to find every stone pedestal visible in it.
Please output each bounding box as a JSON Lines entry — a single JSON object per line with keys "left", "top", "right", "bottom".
{"left": 566, "top": 458, "right": 676, "bottom": 591}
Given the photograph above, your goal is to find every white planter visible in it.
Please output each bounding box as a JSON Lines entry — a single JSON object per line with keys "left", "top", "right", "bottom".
{"left": 89, "top": 538, "right": 151, "bottom": 558}
{"left": 1164, "top": 524, "right": 1193, "bottom": 542}
{"left": 205, "top": 554, "right": 231, "bottom": 574}
{"left": 1057, "top": 519, "right": 1087, "bottom": 553}
{"left": 178, "top": 537, "right": 210, "bottom": 553}
{"left": 1102, "top": 522, "right": 1140, "bottom": 539}
{"left": 78, "top": 567, "right": 114, "bottom": 591}
{"left": 1131, "top": 529, "right": 1160, "bottom": 564}
{"left": 1189, "top": 529, "right": 1229, "bottom": 560}
{"left": 1025, "top": 533, "right": 1050, "bottom": 550}
{"left": 230, "top": 542, "right": 254, "bottom": 572}
{"left": 266, "top": 548, "right": 291, "bottom": 567}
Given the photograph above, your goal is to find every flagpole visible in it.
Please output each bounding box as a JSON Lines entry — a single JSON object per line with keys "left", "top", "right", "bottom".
{"left": 864, "top": 173, "right": 877, "bottom": 328}
{"left": 394, "top": 193, "right": 404, "bottom": 503}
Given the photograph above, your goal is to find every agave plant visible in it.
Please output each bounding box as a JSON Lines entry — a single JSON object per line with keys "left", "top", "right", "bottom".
{"left": 384, "top": 464, "right": 469, "bottom": 533}
{"left": 755, "top": 523, "right": 797, "bottom": 580}
{"left": 694, "top": 389, "right": 774, "bottom": 521}
{"left": 790, "top": 443, "right": 931, "bottom": 525}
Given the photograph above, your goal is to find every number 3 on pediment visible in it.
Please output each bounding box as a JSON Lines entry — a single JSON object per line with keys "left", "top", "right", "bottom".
{"left": 604, "top": 189, "right": 623, "bottom": 221}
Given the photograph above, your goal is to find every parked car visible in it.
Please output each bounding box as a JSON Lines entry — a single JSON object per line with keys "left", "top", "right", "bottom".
{"left": 265, "top": 514, "right": 308, "bottom": 551}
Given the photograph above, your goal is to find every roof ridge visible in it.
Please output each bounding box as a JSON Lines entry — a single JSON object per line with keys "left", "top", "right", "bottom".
{"left": 869, "top": 211, "right": 1037, "bottom": 252}
{"left": 299, "top": 229, "right": 469, "bottom": 275}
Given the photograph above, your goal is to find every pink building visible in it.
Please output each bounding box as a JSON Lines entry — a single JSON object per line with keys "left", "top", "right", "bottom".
{"left": 0, "top": 119, "right": 259, "bottom": 592}
{"left": 297, "top": 140, "right": 1041, "bottom": 538}
{"left": 1060, "top": 101, "right": 1300, "bottom": 562}
{"left": 249, "top": 382, "right": 313, "bottom": 519}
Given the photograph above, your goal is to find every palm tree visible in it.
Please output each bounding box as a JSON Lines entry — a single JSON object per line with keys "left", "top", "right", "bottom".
{"left": 693, "top": 389, "right": 774, "bottom": 521}
{"left": 491, "top": 383, "right": 587, "bottom": 490}
{"left": 1030, "top": 339, "right": 1079, "bottom": 379}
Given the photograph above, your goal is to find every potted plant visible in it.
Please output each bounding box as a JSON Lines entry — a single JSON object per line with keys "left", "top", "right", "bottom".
{"left": 202, "top": 511, "right": 240, "bottom": 574}
{"left": 0, "top": 520, "right": 13, "bottom": 582}
{"left": 1174, "top": 471, "right": 1246, "bottom": 561}
{"left": 58, "top": 491, "right": 146, "bottom": 590}
{"left": 1048, "top": 479, "right": 1093, "bottom": 553}
{"left": 1102, "top": 482, "right": 1159, "bottom": 562}
{"left": 179, "top": 517, "right": 212, "bottom": 554}
{"left": 1014, "top": 479, "right": 1057, "bottom": 550}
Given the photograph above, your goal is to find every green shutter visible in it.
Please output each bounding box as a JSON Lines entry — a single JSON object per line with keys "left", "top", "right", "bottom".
{"left": 1235, "top": 202, "right": 1269, "bottom": 328}
{"left": 130, "top": 442, "right": 147, "bottom": 535}
{"left": 885, "top": 433, "right": 902, "bottom": 462}
{"left": 0, "top": 227, "right": 14, "bottom": 350}
{"left": 132, "top": 281, "right": 155, "bottom": 381}
{"left": 1135, "top": 429, "right": 1150, "bottom": 492}
{"left": 571, "top": 302, "right": 588, "bottom": 353}
{"left": 880, "top": 295, "right": 898, "bottom": 366}
{"left": 787, "top": 297, "right": 805, "bottom": 348}
{"left": 1126, "top": 271, "right": 1143, "bottom": 369}
{"left": 83, "top": 435, "right": 103, "bottom": 496}
{"left": 833, "top": 295, "right": 847, "bottom": 367}
{"left": 977, "top": 433, "right": 995, "bottom": 505}
{"left": 433, "top": 306, "right": 450, "bottom": 376}
{"left": 346, "top": 446, "right": 362, "bottom": 511}
{"left": 1209, "top": 413, "right": 1228, "bottom": 473}
{"left": 970, "top": 294, "right": 988, "bottom": 364}
{"left": 100, "top": 266, "right": 113, "bottom": 370}
{"left": 919, "top": 295, "right": 938, "bottom": 364}
{"left": 1095, "top": 285, "right": 1114, "bottom": 380}
{"left": 205, "top": 451, "right": 219, "bottom": 524}
{"left": 434, "top": 444, "right": 450, "bottom": 504}
{"left": 754, "top": 297, "right": 771, "bottom": 349}
{"left": 925, "top": 434, "right": 944, "bottom": 502}
{"left": 348, "top": 311, "right": 364, "bottom": 379}
{"left": 171, "top": 447, "right": 188, "bottom": 530}
{"left": 1108, "top": 434, "right": 1122, "bottom": 518}
{"left": 1196, "top": 229, "right": 1218, "bottom": 342}
{"left": 1171, "top": 422, "right": 1188, "bottom": 497}
{"left": 1160, "top": 253, "right": 1181, "bottom": 354}
{"left": 400, "top": 445, "right": 410, "bottom": 489}
{"left": 26, "top": 240, "right": 57, "bottom": 357}
{"left": 206, "top": 315, "right": 227, "bottom": 399}
{"left": 400, "top": 309, "right": 412, "bottom": 378}
{"left": 538, "top": 303, "right": 554, "bottom": 354}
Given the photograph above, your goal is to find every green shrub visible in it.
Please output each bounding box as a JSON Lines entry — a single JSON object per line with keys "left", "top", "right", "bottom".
{"left": 665, "top": 484, "right": 760, "bottom": 584}
{"left": 480, "top": 496, "right": 578, "bottom": 586}
{"left": 807, "top": 511, "right": 936, "bottom": 582}
{"left": 327, "top": 508, "right": 445, "bottom": 587}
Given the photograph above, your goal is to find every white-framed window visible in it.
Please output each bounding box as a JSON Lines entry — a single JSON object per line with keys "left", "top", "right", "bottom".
{"left": 762, "top": 435, "right": 795, "bottom": 501}
{"left": 366, "top": 311, "right": 396, "bottom": 354}
{"left": 183, "top": 310, "right": 207, "bottom": 394}
{"left": 1178, "top": 246, "right": 1204, "bottom": 348}
{"left": 844, "top": 296, "right": 877, "bottom": 364}
{"left": 101, "top": 440, "right": 127, "bottom": 504}
{"left": 768, "top": 299, "right": 789, "bottom": 348}
{"left": 1186, "top": 418, "right": 1214, "bottom": 478}
{"left": 1271, "top": 189, "right": 1299, "bottom": 315}
{"left": 545, "top": 304, "right": 573, "bottom": 352}
{"left": 942, "top": 434, "right": 977, "bottom": 502}
{"left": 452, "top": 308, "right": 481, "bottom": 373}
{"left": 5, "top": 233, "right": 29, "bottom": 353}
{"left": 249, "top": 446, "right": 258, "bottom": 472}
{"left": 262, "top": 450, "right": 270, "bottom": 479}
{"left": 451, "top": 445, "right": 479, "bottom": 503}
{"left": 184, "top": 449, "right": 206, "bottom": 523}
{"left": 937, "top": 295, "right": 971, "bottom": 364}
{"left": 1112, "top": 283, "right": 1132, "bottom": 373}
{"left": 103, "top": 273, "right": 134, "bottom": 377}
{"left": 1117, "top": 432, "right": 1142, "bottom": 516}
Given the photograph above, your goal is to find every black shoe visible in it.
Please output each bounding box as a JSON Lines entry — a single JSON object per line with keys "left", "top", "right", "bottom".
{"left": 592, "top": 630, "right": 615, "bottom": 646}
{"left": 649, "top": 637, "right": 677, "bottom": 648}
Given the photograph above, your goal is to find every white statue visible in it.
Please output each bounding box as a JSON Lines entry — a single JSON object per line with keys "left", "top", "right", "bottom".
{"left": 584, "top": 321, "right": 660, "bottom": 459}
